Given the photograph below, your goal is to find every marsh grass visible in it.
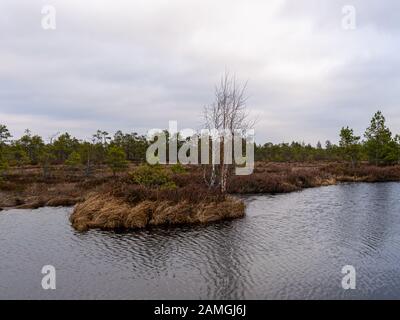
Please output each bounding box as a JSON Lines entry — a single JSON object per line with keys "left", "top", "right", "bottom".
{"left": 70, "top": 192, "right": 244, "bottom": 231}
{"left": 0, "top": 162, "right": 400, "bottom": 215}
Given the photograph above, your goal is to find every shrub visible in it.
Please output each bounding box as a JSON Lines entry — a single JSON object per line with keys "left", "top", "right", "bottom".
{"left": 110, "top": 182, "right": 225, "bottom": 204}
{"left": 0, "top": 158, "right": 9, "bottom": 182}
{"left": 170, "top": 163, "right": 187, "bottom": 174}
{"left": 106, "top": 145, "right": 128, "bottom": 176}
{"left": 65, "top": 151, "right": 82, "bottom": 169}
{"left": 130, "top": 164, "right": 175, "bottom": 188}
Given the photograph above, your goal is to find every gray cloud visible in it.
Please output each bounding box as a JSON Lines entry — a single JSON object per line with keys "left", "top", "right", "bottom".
{"left": 1, "top": 0, "right": 400, "bottom": 144}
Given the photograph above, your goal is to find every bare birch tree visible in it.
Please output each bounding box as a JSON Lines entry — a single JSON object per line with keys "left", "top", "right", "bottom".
{"left": 203, "top": 72, "right": 253, "bottom": 193}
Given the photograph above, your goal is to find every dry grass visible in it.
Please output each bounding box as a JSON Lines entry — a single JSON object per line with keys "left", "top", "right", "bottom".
{"left": 0, "top": 181, "right": 85, "bottom": 208}
{"left": 70, "top": 193, "right": 245, "bottom": 231}
{"left": 2, "top": 162, "right": 400, "bottom": 214}
{"left": 229, "top": 162, "right": 400, "bottom": 194}
{"left": 322, "top": 163, "right": 400, "bottom": 182}
{"left": 228, "top": 165, "right": 334, "bottom": 194}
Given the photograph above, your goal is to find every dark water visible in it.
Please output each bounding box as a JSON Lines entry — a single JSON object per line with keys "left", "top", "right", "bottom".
{"left": 1, "top": 182, "right": 400, "bottom": 299}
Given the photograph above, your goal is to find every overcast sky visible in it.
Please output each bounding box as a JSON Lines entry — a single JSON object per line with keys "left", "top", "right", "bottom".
{"left": 1, "top": 0, "right": 400, "bottom": 144}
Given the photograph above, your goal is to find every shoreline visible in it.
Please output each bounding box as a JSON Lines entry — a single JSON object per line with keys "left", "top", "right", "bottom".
{"left": 1, "top": 162, "right": 400, "bottom": 230}
{"left": 1, "top": 163, "right": 400, "bottom": 206}
{"left": 2, "top": 176, "right": 396, "bottom": 211}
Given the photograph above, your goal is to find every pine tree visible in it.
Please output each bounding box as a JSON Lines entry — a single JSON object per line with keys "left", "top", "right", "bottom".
{"left": 106, "top": 145, "right": 128, "bottom": 177}
{"left": 364, "top": 111, "right": 395, "bottom": 165}
{"left": 339, "top": 126, "right": 361, "bottom": 167}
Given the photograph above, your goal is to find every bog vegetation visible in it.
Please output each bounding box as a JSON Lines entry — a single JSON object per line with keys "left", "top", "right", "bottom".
{"left": 2, "top": 73, "right": 400, "bottom": 230}
{"left": 2, "top": 110, "right": 400, "bottom": 230}
{"left": 1, "top": 111, "right": 400, "bottom": 180}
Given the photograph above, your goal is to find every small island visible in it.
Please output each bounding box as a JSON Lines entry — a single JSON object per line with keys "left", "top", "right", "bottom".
{"left": 70, "top": 191, "right": 245, "bottom": 232}
{"left": 1, "top": 105, "right": 400, "bottom": 231}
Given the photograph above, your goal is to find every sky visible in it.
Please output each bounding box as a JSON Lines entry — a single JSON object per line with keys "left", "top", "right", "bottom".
{"left": 1, "top": 0, "right": 400, "bottom": 144}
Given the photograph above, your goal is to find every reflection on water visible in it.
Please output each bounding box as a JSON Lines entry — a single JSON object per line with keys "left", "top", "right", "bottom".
{"left": 1, "top": 182, "right": 400, "bottom": 299}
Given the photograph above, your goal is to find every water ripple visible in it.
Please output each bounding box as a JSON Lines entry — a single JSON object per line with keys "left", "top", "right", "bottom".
{"left": 1, "top": 182, "right": 400, "bottom": 299}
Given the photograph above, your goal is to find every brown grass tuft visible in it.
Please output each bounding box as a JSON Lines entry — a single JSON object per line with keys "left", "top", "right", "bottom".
{"left": 70, "top": 193, "right": 245, "bottom": 231}
{"left": 45, "top": 196, "right": 82, "bottom": 207}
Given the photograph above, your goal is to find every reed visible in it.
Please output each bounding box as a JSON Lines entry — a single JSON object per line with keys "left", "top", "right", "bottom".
{"left": 70, "top": 192, "right": 245, "bottom": 231}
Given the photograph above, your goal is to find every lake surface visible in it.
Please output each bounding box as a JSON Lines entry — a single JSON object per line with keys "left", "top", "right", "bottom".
{"left": 1, "top": 182, "right": 400, "bottom": 299}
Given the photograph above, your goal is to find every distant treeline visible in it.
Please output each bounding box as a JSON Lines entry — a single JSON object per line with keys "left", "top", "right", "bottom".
{"left": 0, "top": 111, "right": 400, "bottom": 176}
{"left": 256, "top": 111, "right": 400, "bottom": 166}
{"left": 0, "top": 129, "right": 148, "bottom": 176}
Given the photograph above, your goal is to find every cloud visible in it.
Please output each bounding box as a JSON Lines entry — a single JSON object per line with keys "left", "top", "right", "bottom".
{"left": 0, "top": 0, "right": 399, "bottom": 144}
